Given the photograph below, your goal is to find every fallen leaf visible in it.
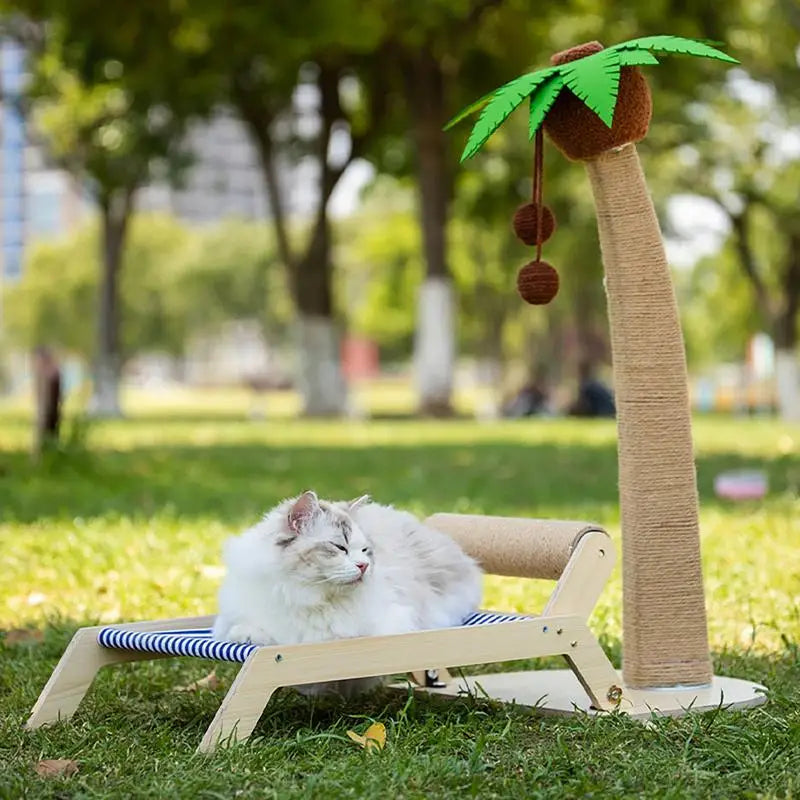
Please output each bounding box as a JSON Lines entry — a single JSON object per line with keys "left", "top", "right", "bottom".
{"left": 4, "top": 629, "right": 44, "bottom": 645}
{"left": 346, "top": 722, "right": 386, "bottom": 752}
{"left": 35, "top": 759, "right": 78, "bottom": 778}
{"left": 175, "top": 669, "right": 221, "bottom": 692}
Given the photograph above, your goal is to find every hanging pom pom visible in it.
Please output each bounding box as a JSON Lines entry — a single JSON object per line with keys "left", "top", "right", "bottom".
{"left": 512, "top": 203, "right": 556, "bottom": 246}
{"left": 517, "top": 260, "right": 559, "bottom": 305}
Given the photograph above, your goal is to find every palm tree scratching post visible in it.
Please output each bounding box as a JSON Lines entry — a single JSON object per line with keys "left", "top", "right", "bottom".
{"left": 445, "top": 37, "right": 766, "bottom": 712}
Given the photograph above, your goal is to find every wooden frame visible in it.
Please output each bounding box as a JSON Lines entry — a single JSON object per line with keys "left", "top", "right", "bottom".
{"left": 26, "top": 525, "right": 621, "bottom": 753}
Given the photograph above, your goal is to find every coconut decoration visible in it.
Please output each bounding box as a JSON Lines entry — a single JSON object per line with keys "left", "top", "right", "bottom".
{"left": 517, "top": 259, "right": 559, "bottom": 305}
{"left": 445, "top": 35, "right": 737, "bottom": 306}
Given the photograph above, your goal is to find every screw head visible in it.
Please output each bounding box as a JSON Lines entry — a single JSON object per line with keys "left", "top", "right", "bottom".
{"left": 275, "top": 654, "right": 283, "bottom": 662}
{"left": 607, "top": 685, "right": 623, "bottom": 704}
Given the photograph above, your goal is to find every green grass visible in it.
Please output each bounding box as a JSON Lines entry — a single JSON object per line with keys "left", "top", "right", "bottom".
{"left": 1, "top": 395, "right": 798, "bottom": 798}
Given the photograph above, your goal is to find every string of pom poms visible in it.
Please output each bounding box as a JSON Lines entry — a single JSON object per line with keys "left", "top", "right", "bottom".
{"left": 513, "top": 128, "right": 559, "bottom": 304}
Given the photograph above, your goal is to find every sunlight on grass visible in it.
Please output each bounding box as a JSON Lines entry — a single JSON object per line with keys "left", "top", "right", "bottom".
{"left": 1, "top": 389, "right": 798, "bottom": 800}
{"left": 1, "top": 390, "right": 797, "bottom": 656}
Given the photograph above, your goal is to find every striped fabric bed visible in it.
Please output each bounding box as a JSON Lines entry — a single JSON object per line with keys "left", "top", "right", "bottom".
{"left": 97, "top": 611, "right": 530, "bottom": 664}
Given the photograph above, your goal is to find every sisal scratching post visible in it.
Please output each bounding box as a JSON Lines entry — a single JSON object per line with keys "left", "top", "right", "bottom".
{"left": 426, "top": 514, "right": 600, "bottom": 580}
{"left": 544, "top": 42, "right": 712, "bottom": 690}
{"left": 442, "top": 34, "right": 766, "bottom": 714}
{"left": 585, "top": 147, "right": 711, "bottom": 688}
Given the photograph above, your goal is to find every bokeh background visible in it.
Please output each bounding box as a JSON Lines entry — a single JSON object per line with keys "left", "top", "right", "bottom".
{"left": 0, "top": 1, "right": 797, "bottom": 421}
{"left": 1, "top": 3, "right": 799, "bottom": 797}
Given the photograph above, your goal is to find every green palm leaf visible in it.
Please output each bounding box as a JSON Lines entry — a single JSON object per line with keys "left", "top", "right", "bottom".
{"left": 443, "top": 88, "right": 497, "bottom": 132}
{"left": 617, "top": 50, "right": 660, "bottom": 67}
{"left": 448, "top": 35, "right": 737, "bottom": 157}
{"left": 611, "top": 35, "right": 738, "bottom": 64}
{"left": 459, "top": 66, "right": 557, "bottom": 162}
{"left": 529, "top": 75, "right": 564, "bottom": 139}
{"left": 561, "top": 48, "right": 621, "bottom": 127}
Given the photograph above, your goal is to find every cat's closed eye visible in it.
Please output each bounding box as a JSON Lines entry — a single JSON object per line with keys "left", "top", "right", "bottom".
{"left": 332, "top": 543, "right": 348, "bottom": 553}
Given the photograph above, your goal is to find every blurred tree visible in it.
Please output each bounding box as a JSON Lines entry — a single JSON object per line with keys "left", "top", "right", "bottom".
{"left": 676, "top": 243, "right": 759, "bottom": 368}
{"left": 338, "top": 196, "right": 422, "bottom": 361}
{"left": 655, "top": 83, "right": 800, "bottom": 417}
{"left": 360, "top": 0, "right": 738, "bottom": 412}
{"left": 362, "top": 0, "right": 538, "bottom": 415}
{"left": 183, "top": 2, "right": 385, "bottom": 416}
{"left": 175, "top": 221, "right": 292, "bottom": 350}
{"left": 0, "top": 3, "right": 218, "bottom": 415}
{"left": 3, "top": 217, "right": 287, "bottom": 367}
{"left": 4, "top": 215, "right": 189, "bottom": 362}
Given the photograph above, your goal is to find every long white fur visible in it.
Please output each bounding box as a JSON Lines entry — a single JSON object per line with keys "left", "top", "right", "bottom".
{"left": 212, "top": 492, "right": 483, "bottom": 695}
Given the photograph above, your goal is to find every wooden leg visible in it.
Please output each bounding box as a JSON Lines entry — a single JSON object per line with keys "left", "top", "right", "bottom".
{"left": 562, "top": 623, "right": 622, "bottom": 711}
{"left": 26, "top": 627, "right": 158, "bottom": 729}
{"left": 197, "top": 653, "right": 278, "bottom": 754}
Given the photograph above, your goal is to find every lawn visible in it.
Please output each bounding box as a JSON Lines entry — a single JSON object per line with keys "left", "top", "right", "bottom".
{"left": 1, "top": 393, "right": 798, "bottom": 799}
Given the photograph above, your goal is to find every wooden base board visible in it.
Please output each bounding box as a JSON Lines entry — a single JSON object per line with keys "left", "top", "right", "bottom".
{"left": 392, "top": 669, "right": 767, "bottom": 720}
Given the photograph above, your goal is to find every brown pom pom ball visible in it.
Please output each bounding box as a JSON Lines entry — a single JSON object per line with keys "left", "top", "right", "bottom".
{"left": 512, "top": 203, "right": 556, "bottom": 246}
{"left": 543, "top": 41, "right": 652, "bottom": 161}
{"left": 517, "top": 260, "right": 559, "bottom": 305}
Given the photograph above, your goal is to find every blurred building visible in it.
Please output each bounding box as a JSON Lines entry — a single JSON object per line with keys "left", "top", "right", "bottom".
{"left": 139, "top": 110, "right": 322, "bottom": 223}
{"left": 0, "top": 40, "right": 363, "bottom": 395}
{"left": 0, "top": 38, "right": 90, "bottom": 292}
{"left": 0, "top": 35, "right": 349, "bottom": 288}
{"left": 0, "top": 37, "right": 27, "bottom": 285}
{"left": 139, "top": 112, "right": 266, "bottom": 223}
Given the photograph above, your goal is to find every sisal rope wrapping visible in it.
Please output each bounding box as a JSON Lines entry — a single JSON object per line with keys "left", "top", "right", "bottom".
{"left": 426, "top": 513, "right": 604, "bottom": 580}
{"left": 586, "top": 145, "right": 712, "bottom": 689}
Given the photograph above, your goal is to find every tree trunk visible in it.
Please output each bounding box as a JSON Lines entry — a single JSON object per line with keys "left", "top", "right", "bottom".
{"left": 775, "top": 350, "right": 800, "bottom": 421}
{"left": 90, "top": 191, "right": 131, "bottom": 417}
{"left": 730, "top": 210, "right": 800, "bottom": 421}
{"left": 414, "top": 277, "right": 456, "bottom": 415}
{"left": 295, "top": 315, "right": 347, "bottom": 417}
{"left": 586, "top": 144, "right": 711, "bottom": 690}
{"left": 32, "top": 348, "right": 61, "bottom": 460}
{"left": 241, "top": 71, "right": 348, "bottom": 418}
{"left": 293, "top": 216, "right": 346, "bottom": 416}
{"left": 774, "top": 233, "right": 800, "bottom": 420}
{"left": 405, "top": 49, "right": 455, "bottom": 415}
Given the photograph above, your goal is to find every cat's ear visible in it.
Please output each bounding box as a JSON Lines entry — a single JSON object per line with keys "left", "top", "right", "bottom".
{"left": 348, "top": 495, "right": 370, "bottom": 513}
{"left": 287, "top": 490, "right": 319, "bottom": 534}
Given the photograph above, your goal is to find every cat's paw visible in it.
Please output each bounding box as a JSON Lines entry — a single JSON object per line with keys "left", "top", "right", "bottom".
{"left": 225, "top": 623, "right": 272, "bottom": 645}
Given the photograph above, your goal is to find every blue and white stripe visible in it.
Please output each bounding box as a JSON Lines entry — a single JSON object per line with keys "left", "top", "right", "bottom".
{"left": 97, "top": 611, "right": 531, "bottom": 664}
{"left": 461, "top": 610, "right": 529, "bottom": 626}
{"left": 97, "top": 627, "right": 258, "bottom": 663}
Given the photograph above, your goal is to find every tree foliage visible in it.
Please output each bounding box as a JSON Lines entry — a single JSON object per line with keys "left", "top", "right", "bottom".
{"left": 2, "top": 0, "right": 797, "bottom": 397}
{"left": 3, "top": 217, "right": 288, "bottom": 361}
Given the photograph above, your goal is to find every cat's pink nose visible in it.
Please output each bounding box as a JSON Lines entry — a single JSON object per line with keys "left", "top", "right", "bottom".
{"left": 356, "top": 562, "right": 368, "bottom": 575}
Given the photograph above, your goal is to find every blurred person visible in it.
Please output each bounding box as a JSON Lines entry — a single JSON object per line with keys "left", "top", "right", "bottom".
{"left": 32, "top": 346, "right": 62, "bottom": 456}
{"left": 568, "top": 360, "right": 615, "bottom": 418}
{"left": 503, "top": 369, "right": 551, "bottom": 417}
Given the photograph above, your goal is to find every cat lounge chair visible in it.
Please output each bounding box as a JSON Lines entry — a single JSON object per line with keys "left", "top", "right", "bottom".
{"left": 26, "top": 515, "right": 624, "bottom": 753}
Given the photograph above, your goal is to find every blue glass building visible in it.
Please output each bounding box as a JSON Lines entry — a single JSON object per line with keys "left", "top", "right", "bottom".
{"left": 1, "top": 37, "right": 26, "bottom": 283}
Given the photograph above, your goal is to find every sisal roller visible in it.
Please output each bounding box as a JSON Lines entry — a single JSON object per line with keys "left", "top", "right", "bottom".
{"left": 425, "top": 513, "right": 607, "bottom": 580}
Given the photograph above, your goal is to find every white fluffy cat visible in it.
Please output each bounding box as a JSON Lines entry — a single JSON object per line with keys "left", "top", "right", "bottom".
{"left": 212, "top": 491, "right": 482, "bottom": 695}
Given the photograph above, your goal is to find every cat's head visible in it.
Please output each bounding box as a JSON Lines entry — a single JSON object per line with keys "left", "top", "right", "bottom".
{"left": 274, "top": 491, "right": 374, "bottom": 590}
